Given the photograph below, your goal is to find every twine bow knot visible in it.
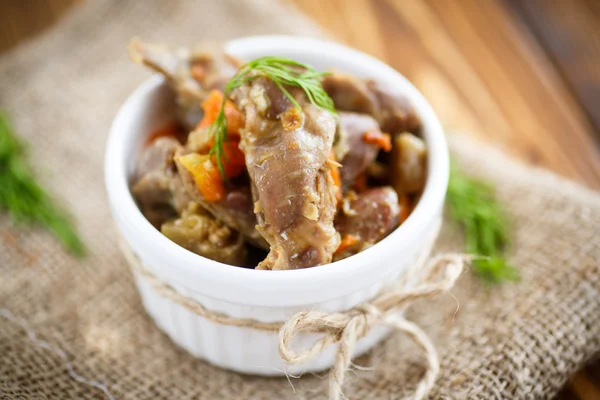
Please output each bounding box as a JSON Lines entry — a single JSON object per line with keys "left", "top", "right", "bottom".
{"left": 277, "top": 253, "right": 468, "bottom": 400}
{"left": 278, "top": 304, "right": 380, "bottom": 364}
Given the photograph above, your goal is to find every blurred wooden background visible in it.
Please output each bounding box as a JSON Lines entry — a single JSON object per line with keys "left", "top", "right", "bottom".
{"left": 1, "top": 0, "right": 599, "bottom": 398}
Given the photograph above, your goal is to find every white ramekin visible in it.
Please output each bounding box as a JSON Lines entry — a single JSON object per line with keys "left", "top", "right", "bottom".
{"left": 105, "top": 36, "right": 448, "bottom": 376}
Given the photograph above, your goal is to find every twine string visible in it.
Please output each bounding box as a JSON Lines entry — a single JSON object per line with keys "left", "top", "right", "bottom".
{"left": 120, "top": 240, "right": 469, "bottom": 400}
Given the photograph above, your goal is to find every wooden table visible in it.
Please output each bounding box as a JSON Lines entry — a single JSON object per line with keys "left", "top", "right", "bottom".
{"left": 1, "top": 0, "right": 599, "bottom": 398}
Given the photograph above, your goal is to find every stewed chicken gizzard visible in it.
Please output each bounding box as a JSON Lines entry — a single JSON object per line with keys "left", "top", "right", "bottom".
{"left": 129, "top": 40, "right": 427, "bottom": 269}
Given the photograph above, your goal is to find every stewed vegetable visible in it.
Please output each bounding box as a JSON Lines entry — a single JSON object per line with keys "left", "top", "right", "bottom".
{"left": 129, "top": 40, "right": 427, "bottom": 269}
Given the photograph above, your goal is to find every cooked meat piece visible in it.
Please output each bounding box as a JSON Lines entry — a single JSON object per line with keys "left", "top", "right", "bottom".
{"left": 323, "top": 73, "right": 421, "bottom": 135}
{"left": 367, "top": 80, "right": 421, "bottom": 134}
{"left": 161, "top": 202, "right": 247, "bottom": 266}
{"left": 129, "top": 39, "right": 241, "bottom": 130}
{"left": 132, "top": 137, "right": 193, "bottom": 228}
{"left": 175, "top": 152, "right": 268, "bottom": 249}
{"left": 170, "top": 171, "right": 195, "bottom": 214}
{"left": 132, "top": 170, "right": 171, "bottom": 211}
{"left": 322, "top": 73, "right": 380, "bottom": 119}
{"left": 231, "top": 77, "right": 340, "bottom": 270}
{"left": 334, "top": 112, "right": 381, "bottom": 188}
{"left": 390, "top": 133, "right": 427, "bottom": 195}
{"left": 142, "top": 205, "right": 178, "bottom": 230}
{"left": 134, "top": 137, "right": 178, "bottom": 182}
{"left": 334, "top": 187, "right": 400, "bottom": 261}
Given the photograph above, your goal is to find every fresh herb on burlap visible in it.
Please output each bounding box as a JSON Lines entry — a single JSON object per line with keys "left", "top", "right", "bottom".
{"left": 447, "top": 161, "right": 518, "bottom": 283}
{"left": 0, "top": 112, "right": 85, "bottom": 256}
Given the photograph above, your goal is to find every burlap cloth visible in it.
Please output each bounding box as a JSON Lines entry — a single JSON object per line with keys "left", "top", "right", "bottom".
{"left": 1, "top": 1, "right": 599, "bottom": 399}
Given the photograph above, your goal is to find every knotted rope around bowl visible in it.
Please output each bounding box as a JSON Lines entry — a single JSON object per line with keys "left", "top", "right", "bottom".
{"left": 119, "top": 239, "right": 469, "bottom": 400}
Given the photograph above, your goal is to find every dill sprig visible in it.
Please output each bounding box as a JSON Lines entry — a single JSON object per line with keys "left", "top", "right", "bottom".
{"left": 446, "top": 161, "right": 518, "bottom": 283}
{"left": 209, "top": 56, "right": 336, "bottom": 178}
{"left": 0, "top": 112, "right": 86, "bottom": 257}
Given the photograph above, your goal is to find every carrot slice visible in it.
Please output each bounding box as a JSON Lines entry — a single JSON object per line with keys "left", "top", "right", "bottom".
{"left": 334, "top": 234, "right": 360, "bottom": 255}
{"left": 399, "top": 195, "right": 412, "bottom": 223}
{"left": 363, "top": 130, "right": 392, "bottom": 152}
{"left": 146, "top": 122, "right": 179, "bottom": 146}
{"left": 177, "top": 153, "right": 225, "bottom": 202}
{"left": 197, "top": 90, "right": 244, "bottom": 135}
{"left": 211, "top": 140, "right": 246, "bottom": 179}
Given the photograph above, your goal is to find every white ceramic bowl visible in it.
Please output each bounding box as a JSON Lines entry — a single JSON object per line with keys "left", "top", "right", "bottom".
{"left": 105, "top": 36, "right": 448, "bottom": 376}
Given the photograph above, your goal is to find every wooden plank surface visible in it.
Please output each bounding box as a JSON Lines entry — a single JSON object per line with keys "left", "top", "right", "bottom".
{"left": 1, "top": 0, "right": 599, "bottom": 398}
{"left": 507, "top": 0, "right": 600, "bottom": 142}
{"left": 0, "top": 0, "right": 80, "bottom": 52}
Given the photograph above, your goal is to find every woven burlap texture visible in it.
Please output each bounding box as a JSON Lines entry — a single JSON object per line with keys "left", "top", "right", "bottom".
{"left": 0, "top": 0, "right": 599, "bottom": 399}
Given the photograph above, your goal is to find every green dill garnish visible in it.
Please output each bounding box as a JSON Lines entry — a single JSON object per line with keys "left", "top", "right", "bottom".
{"left": 447, "top": 161, "right": 518, "bottom": 283}
{"left": 208, "top": 56, "right": 336, "bottom": 178}
{"left": 0, "top": 112, "right": 86, "bottom": 257}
